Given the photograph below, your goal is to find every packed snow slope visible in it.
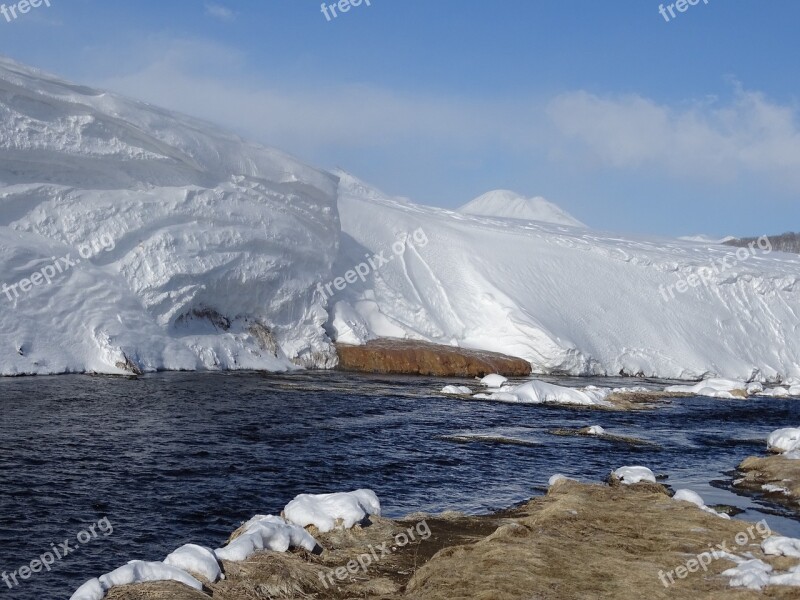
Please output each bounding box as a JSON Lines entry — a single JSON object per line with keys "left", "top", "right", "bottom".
{"left": 330, "top": 173, "right": 800, "bottom": 382}
{"left": 0, "top": 57, "right": 339, "bottom": 375}
{"left": 458, "top": 189, "right": 586, "bottom": 228}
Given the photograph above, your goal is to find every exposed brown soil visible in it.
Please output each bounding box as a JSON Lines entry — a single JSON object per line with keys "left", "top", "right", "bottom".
{"left": 335, "top": 339, "right": 531, "bottom": 377}
{"left": 735, "top": 454, "right": 800, "bottom": 513}
{"left": 104, "top": 480, "right": 800, "bottom": 600}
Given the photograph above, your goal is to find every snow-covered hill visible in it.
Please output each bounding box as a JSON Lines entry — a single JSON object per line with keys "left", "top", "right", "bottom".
{"left": 0, "top": 57, "right": 339, "bottom": 375}
{"left": 330, "top": 173, "right": 800, "bottom": 382}
{"left": 2, "top": 57, "right": 799, "bottom": 382}
{"left": 458, "top": 189, "right": 586, "bottom": 228}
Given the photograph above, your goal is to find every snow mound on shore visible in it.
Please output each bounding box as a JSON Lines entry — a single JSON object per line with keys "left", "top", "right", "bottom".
{"left": 613, "top": 466, "right": 656, "bottom": 484}
{"left": 673, "top": 489, "right": 730, "bottom": 519}
{"left": 164, "top": 544, "right": 223, "bottom": 582}
{"left": 71, "top": 488, "right": 379, "bottom": 599}
{"left": 70, "top": 562, "right": 202, "bottom": 600}
{"left": 0, "top": 57, "right": 339, "bottom": 375}
{"left": 284, "top": 489, "right": 381, "bottom": 533}
{"left": 472, "top": 379, "right": 616, "bottom": 407}
{"left": 767, "top": 428, "right": 800, "bottom": 454}
{"left": 214, "top": 515, "right": 317, "bottom": 561}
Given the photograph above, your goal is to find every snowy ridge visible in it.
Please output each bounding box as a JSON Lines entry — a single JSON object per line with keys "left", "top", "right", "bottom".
{"left": 333, "top": 172, "right": 800, "bottom": 382}
{"left": 459, "top": 189, "right": 586, "bottom": 228}
{"left": 0, "top": 57, "right": 340, "bottom": 375}
{"left": 2, "top": 56, "right": 800, "bottom": 381}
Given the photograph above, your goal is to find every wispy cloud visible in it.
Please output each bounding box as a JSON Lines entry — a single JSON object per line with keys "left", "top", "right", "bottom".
{"left": 93, "top": 37, "right": 800, "bottom": 197}
{"left": 204, "top": 3, "right": 236, "bottom": 22}
{"left": 548, "top": 86, "right": 800, "bottom": 190}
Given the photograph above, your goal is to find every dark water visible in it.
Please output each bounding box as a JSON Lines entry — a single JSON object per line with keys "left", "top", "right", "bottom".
{"left": 1, "top": 371, "right": 799, "bottom": 600}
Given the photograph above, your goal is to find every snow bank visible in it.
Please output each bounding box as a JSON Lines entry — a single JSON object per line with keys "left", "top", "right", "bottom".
{"left": 214, "top": 515, "right": 317, "bottom": 561}
{"left": 480, "top": 374, "right": 508, "bottom": 388}
{"left": 722, "top": 554, "right": 800, "bottom": 590}
{"left": 613, "top": 466, "right": 656, "bottom": 485}
{"left": 510, "top": 380, "right": 614, "bottom": 407}
{"left": 763, "top": 536, "right": 800, "bottom": 559}
{"left": 666, "top": 379, "right": 800, "bottom": 399}
{"left": 548, "top": 474, "right": 574, "bottom": 486}
{"left": 334, "top": 172, "right": 800, "bottom": 382}
{"left": 441, "top": 385, "right": 472, "bottom": 395}
{"left": 283, "top": 489, "right": 381, "bottom": 533}
{"left": 664, "top": 378, "right": 748, "bottom": 399}
{"left": 70, "top": 562, "right": 202, "bottom": 600}
{"left": 768, "top": 566, "right": 800, "bottom": 587}
{"left": 468, "top": 379, "right": 623, "bottom": 407}
{"left": 672, "top": 489, "right": 730, "bottom": 519}
{"left": 0, "top": 57, "right": 339, "bottom": 375}
{"left": 586, "top": 425, "right": 606, "bottom": 435}
{"left": 163, "top": 544, "right": 222, "bottom": 582}
{"left": 722, "top": 558, "right": 773, "bottom": 590}
{"left": 70, "top": 488, "right": 381, "bottom": 599}
{"left": 767, "top": 428, "right": 800, "bottom": 454}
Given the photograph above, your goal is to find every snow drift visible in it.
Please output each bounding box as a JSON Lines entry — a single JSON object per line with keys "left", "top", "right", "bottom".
{"left": 331, "top": 172, "right": 800, "bottom": 382}
{"left": 3, "top": 56, "right": 800, "bottom": 382}
{"left": 0, "top": 57, "right": 339, "bottom": 375}
{"left": 458, "top": 189, "right": 586, "bottom": 228}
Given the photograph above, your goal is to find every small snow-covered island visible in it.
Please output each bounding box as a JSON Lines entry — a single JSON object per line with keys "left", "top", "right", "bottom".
{"left": 2, "top": 51, "right": 800, "bottom": 600}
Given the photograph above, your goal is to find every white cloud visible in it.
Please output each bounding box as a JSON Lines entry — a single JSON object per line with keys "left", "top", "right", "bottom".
{"left": 547, "top": 87, "right": 800, "bottom": 189}
{"left": 95, "top": 39, "right": 528, "bottom": 155}
{"left": 204, "top": 3, "right": 236, "bottom": 22}
{"left": 92, "top": 37, "right": 800, "bottom": 195}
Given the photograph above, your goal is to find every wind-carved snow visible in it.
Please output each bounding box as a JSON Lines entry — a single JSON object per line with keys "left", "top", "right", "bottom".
{"left": 0, "top": 57, "right": 339, "bottom": 375}
{"left": 332, "top": 171, "right": 800, "bottom": 382}
{"left": 3, "top": 57, "right": 800, "bottom": 380}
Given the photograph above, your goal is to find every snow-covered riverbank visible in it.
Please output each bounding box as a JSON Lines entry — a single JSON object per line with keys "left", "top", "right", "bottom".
{"left": 2, "top": 56, "right": 800, "bottom": 381}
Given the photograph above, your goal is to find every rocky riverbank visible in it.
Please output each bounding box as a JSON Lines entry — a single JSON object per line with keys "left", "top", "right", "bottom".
{"left": 735, "top": 455, "right": 800, "bottom": 514}
{"left": 100, "top": 478, "right": 800, "bottom": 600}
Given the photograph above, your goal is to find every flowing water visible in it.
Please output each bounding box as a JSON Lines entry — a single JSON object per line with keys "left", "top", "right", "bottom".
{"left": 1, "top": 371, "right": 799, "bottom": 599}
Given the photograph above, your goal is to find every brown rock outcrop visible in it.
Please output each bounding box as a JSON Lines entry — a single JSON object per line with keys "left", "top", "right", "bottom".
{"left": 335, "top": 339, "right": 531, "bottom": 377}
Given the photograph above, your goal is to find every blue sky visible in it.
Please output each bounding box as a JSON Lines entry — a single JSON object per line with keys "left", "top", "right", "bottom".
{"left": 1, "top": 0, "right": 798, "bottom": 236}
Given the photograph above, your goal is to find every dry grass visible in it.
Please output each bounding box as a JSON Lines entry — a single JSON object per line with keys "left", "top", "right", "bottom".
{"left": 736, "top": 454, "right": 800, "bottom": 513}
{"left": 103, "top": 481, "right": 800, "bottom": 600}
{"left": 405, "top": 479, "right": 799, "bottom": 600}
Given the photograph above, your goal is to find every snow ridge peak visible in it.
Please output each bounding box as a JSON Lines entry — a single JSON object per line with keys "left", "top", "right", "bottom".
{"left": 458, "top": 190, "right": 586, "bottom": 228}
